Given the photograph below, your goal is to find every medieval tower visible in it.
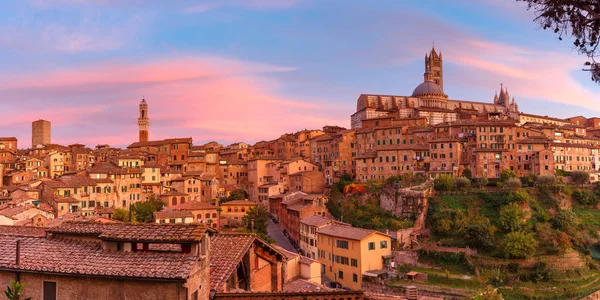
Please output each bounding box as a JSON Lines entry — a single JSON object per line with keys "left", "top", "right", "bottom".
{"left": 425, "top": 46, "right": 443, "bottom": 89}
{"left": 138, "top": 99, "right": 150, "bottom": 142}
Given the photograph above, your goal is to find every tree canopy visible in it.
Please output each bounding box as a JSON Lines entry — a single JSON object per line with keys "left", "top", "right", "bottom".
{"left": 519, "top": 0, "right": 600, "bottom": 82}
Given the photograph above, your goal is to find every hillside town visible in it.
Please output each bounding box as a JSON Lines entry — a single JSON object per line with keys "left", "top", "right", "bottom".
{"left": 2, "top": 47, "right": 600, "bottom": 299}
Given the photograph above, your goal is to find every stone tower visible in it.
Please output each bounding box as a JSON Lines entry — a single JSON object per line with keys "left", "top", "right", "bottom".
{"left": 138, "top": 99, "right": 150, "bottom": 143}
{"left": 425, "top": 46, "right": 443, "bottom": 89}
{"left": 32, "top": 119, "right": 51, "bottom": 147}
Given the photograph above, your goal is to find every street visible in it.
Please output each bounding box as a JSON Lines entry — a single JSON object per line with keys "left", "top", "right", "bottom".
{"left": 267, "top": 218, "right": 296, "bottom": 253}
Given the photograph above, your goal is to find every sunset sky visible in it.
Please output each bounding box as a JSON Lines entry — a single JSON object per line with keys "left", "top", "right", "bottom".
{"left": 1, "top": 0, "right": 598, "bottom": 148}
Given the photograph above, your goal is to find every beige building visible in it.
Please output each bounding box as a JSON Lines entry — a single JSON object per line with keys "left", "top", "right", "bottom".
{"left": 32, "top": 119, "right": 51, "bottom": 147}
{"left": 317, "top": 224, "right": 392, "bottom": 290}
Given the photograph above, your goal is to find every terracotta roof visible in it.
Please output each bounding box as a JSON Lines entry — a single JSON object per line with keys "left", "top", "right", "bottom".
{"left": 154, "top": 210, "right": 194, "bottom": 219}
{"left": 0, "top": 225, "right": 47, "bottom": 237}
{"left": 284, "top": 278, "right": 333, "bottom": 293}
{"left": 128, "top": 138, "right": 192, "bottom": 149}
{"left": 318, "top": 224, "right": 387, "bottom": 241}
{"left": 210, "top": 233, "right": 256, "bottom": 289}
{"left": 300, "top": 215, "right": 334, "bottom": 227}
{"left": 0, "top": 235, "right": 198, "bottom": 280}
{"left": 46, "top": 222, "right": 122, "bottom": 236}
{"left": 170, "top": 201, "right": 217, "bottom": 211}
{"left": 220, "top": 200, "right": 257, "bottom": 206}
{"left": 98, "top": 223, "right": 205, "bottom": 243}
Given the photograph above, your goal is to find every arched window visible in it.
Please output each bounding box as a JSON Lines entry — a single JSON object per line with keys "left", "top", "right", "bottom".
{"left": 171, "top": 197, "right": 177, "bottom": 205}
{"left": 180, "top": 197, "right": 185, "bottom": 204}
{"left": 212, "top": 213, "right": 217, "bottom": 218}
{"left": 205, "top": 213, "right": 210, "bottom": 218}
{"left": 197, "top": 214, "right": 202, "bottom": 220}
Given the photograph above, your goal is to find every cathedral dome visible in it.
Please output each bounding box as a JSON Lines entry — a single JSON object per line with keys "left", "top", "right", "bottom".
{"left": 412, "top": 81, "right": 446, "bottom": 97}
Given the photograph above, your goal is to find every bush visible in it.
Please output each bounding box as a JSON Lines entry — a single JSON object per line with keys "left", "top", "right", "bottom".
{"left": 462, "top": 168, "right": 473, "bottom": 180}
{"left": 521, "top": 173, "right": 538, "bottom": 187}
{"left": 465, "top": 216, "right": 496, "bottom": 250}
{"left": 502, "top": 231, "right": 538, "bottom": 259}
{"left": 500, "top": 169, "right": 518, "bottom": 182}
{"left": 474, "top": 176, "right": 488, "bottom": 189}
{"left": 537, "top": 174, "right": 557, "bottom": 187}
{"left": 571, "top": 171, "right": 590, "bottom": 185}
{"left": 507, "top": 262, "right": 520, "bottom": 273}
{"left": 454, "top": 176, "right": 471, "bottom": 192}
{"left": 503, "top": 178, "right": 522, "bottom": 192}
{"left": 507, "top": 190, "right": 531, "bottom": 203}
{"left": 572, "top": 189, "right": 599, "bottom": 205}
{"left": 499, "top": 203, "right": 526, "bottom": 233}
{"left": 553, "top": 209, "right": 579, "bottom": 232}
{"left": 434, "top": 174, "right": 455, "bottom": 192}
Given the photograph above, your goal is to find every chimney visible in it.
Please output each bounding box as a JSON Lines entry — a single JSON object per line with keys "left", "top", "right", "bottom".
{"left": 15, "top": 239, "right": 21, "bottom": 266}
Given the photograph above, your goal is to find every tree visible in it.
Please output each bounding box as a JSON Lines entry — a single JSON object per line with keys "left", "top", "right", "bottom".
{"left": 500, "top": 169, "right": 518, "bottom": 182}
{"left": 536, "top": 174, "right": 557, "bottom": 187}
{"left": 434, "top": 174, "right": 455, "bottom": 192}
{"left": 465, "top": 216, "right": 496, "bottom": 250}
{"left": 503, "top": 178, "right": 522, "bottom": 192}
{"left": 553, "top": 209, "right": 579, "bottom": 231}
{"left": 454, "top": 177, "right": 471, "bottom": 192}
{"left": 518, "top": 0, "right": 600, "bottom": 83}
{"left": 462, "top": 168, "right": 473, "bottom": 180}
{"left": 521, "top": 173, "right": 538, "bottom": 187}
{"left": 507, "top": 190, "right": 532, "bottom": 203}
{"left": 502, "top": 231, "right": 538, "bottom": 259}
{"left": 474, "top": 176, "right": 489, "bottom": 189}
{"left": 242, "top": 205, "right": 270, "bottom": 237}
{"left": 570, "top": 170, "right": 590, "bottom": 185}
{"left": 132, "top": 198, "right": 165, "bottom": 223}
{"left": 572, "top": 189, "right": 599, "bottom": 204}
{"left": 499, "top": 203, "right": 526, "bottom": 232}
{"left": 112, "top": 208, "right": 136, "bottom": 222}
{"left": 5, "top": 281, "right": 31, "bottom": 300}
{"left": 227, "top": 189, "right": 247, "bottom": 201}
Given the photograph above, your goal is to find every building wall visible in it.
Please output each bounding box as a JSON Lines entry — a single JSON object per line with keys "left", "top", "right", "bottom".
{"left": 32, "top": 119, "right": 51, "bottom": 147}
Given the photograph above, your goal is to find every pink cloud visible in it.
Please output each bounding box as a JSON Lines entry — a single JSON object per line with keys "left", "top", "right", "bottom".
{"left": 0, "top": 55, "right": 345, "bottom": 147}
{"left": 183, "top": 0, "right": 299, "bottom": 13}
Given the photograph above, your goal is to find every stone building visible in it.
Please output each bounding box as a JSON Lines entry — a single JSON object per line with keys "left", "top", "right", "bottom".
{"left": 138, "top": 98, "right": 150, "bottom": 143}
{"left": 32, "top": 119, "right": 51, "bottom": 147}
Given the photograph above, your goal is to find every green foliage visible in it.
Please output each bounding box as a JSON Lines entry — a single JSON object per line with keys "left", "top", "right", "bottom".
{"left": 571, "top": 171, "right": 590, "bottom": 185}
{"left": 384, "top": 172, "right": 426, "bottom": 188}
{"left": 507, "top": 262, "right": 520, "bottom": 273}
{"left": 536, "top": 174, "right": 557, "bottom": 187}
{"left": 499, "top": 203, "right": 526, "bottom": 233}
{"left": 473, "top": 176, "right": 488, "bottom": 188}
{"left": 556, "top": 168, "right": 571, "bottom": 177}
{"left": 132, "top": 197, "right": 165, "bottom": 223}
{"left": 112, "top": 208, "right": 135, "bottom": 222}
{"left": 465, "top": 215, "right": 496, "bottom": 250}
{"left": 326, "top": 195, "right": 412, "bottom": 231}
{"left": 434, "top": 174, "right": 455, "bottom": 192}
{"left": 225, "top": 189, "right": 247, "bottom": 202}
{"left": 521, "top": 173, "right": 538, "bottom": 187}
{"left": 502, "top": 178, "right": 522, "bottom": 192}
{"left": 507, "top": 190, "right": 531, "bottom": 203}
{"left": 331, "top": 174, "right": 353, "bottom": 194}
{"left": 462, "top": 168, "right": 473, "bottom": 180}
{"left": 242, "top": 205, "right": 269, "bottom": 236}
{"left": 471, "top": 285, "right": 504, "bottom": 300}
{"left": 501, "top": 231, "right": 538, "bottom": 259}
{"left": 572, "top": 189, "right": 599, "bottom": 205}
{"left": 499, "top": 169, "right": 518, "bottom": 182}
{"left": 553, "top": 209, "right": 579, "bottom": 232}
{"left": 5, "top": 281, "right": 31, "bottom": 300}
{"left": 454, "top": 176, "right": 471, "bottom": 192}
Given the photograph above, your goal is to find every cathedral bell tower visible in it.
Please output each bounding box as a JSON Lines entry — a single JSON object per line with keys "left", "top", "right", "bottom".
{"left": 138, "top": 99, "right": 150, "bottom": 142}
{"left": 425, "top": 46, "right": 443, "bottom": 89}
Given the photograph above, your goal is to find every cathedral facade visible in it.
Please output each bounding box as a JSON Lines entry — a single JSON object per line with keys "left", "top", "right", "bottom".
{"left": 351, "top": 47, "right": 519, "bottom": 129}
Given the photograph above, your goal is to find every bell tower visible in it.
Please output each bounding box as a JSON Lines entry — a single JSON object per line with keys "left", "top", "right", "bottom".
{"left": 138, "top": 98, "right": 149, "bottom": 142}
{"left": 425, "top": 46, "right": 443, "bottom": 89}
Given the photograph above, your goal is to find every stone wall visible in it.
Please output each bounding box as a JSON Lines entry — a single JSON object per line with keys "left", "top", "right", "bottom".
{"left": 379, "top": 185, "right": 430, "bottom": 219}
{"left": 214, "top": 291, "right": 364, "bottom": 300}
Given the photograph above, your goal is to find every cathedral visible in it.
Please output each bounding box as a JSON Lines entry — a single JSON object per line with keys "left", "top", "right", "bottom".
{"left": 351, "top": 47, "right": 519, "bottom": 128}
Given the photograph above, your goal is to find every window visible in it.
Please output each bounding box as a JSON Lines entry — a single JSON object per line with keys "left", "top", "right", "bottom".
{"left": 336, "top": 240, "right": 349, "bottom": 249}
{"left": 380, "top": 241, "right": 388, "bottom": 249}
{"left": 351, "top": 258, "right": 358, "bottom": 267}
{"left": 368, "top": 242, "right": 375, "bottom": 250}
{"left": 353, "top": 273, "right": 358, "bottom": 282}
{"left": 338, "top": 270, "right": 344, "bottom": 279}
{"left": 43, "top": 281, "right": 57, "bottom": 300}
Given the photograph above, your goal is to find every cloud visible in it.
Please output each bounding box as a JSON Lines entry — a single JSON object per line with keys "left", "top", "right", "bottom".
{"left": 183, "top": 0, "right": 298, "bottom": 14}
{"left": 0, "top": 55, "right": 343, "bottom": 148}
